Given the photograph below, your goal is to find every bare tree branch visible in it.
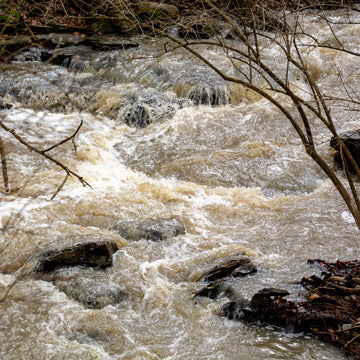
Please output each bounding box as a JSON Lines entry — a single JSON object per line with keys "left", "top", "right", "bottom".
{"left": 0, "top": 120, "right": 91, "bottom": 199}
{"left": 0, "top": 135, "right": 9, "bottom": 193}
{"left": 42, "top": 119, "right": 83, "bottom": 154}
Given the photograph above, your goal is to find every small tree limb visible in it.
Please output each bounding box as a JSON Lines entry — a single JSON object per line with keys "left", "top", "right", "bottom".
{"left": 0, "top": 120, "right": 91, "bottom": 199}
{"left": 42, "top": 119, "right": 83, "bottom": 154}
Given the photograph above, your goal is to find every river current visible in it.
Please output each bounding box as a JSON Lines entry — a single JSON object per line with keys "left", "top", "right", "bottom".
{"left": 0, "top": 8, "right": 360, "bottom": 360}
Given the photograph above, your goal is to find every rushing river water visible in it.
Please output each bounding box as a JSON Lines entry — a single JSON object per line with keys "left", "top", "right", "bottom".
{"left": 1, "top": 7, "right": 360, "bottom": 360}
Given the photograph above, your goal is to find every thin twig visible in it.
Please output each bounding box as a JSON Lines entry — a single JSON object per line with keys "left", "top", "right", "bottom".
{"left": 0, "top": 135, "right": 9, "bottom": 193}
{"left": 51, "top": 173, "right": 69, "bottom": 200}
{"left": 0, "top": 121, "right": 92, "bottom": 198}
{"left": 345, "top": 333, "right": 360, "bottom": 348}
{"left": 42, "top": 119, "right": 83, "bottom": 153}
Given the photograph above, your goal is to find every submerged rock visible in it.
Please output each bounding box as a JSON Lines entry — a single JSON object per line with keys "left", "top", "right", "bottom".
{"left": 30, "top": 242, "right": 123, "bottom": 309}
{"left": 69, "top": 327, "right": 111, "bottom": 344}
{"left": 54, "top": 280, "right": 124, "bottom": 309}
{"left": 34, "top": 242, "right": 119, "bottom": 273}
{"left": 114, "top": 218, "right": 185, "bottom": 241}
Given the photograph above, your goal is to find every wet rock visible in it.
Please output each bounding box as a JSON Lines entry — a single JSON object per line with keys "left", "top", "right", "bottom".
{"left": 222, "top": 288, "right": 296, "bottom": 327}
{"left": 69, "top": 327, "right": 110, "bottom": 344}
{"left": 34, "top": 242, "right": 119, "bottom": 273}
{"left": 123, "top": 103, "right": 151, "bottom": 128}
{"left": 188, "top": 86, "right": 229, "bottom": 106}
{"left": 114, "top": 219, "right": 185, "bottom": 241}
{"left": 40, "top": 50, "right": 73, "bottom": 66}
{"left": 330, "top": 130, "right": 360, "bottom": 170}
{"left": 116, "top": 97, "right": 183, "bottom": 128}
{"left": 193, "top": 282, "right": 223, "bottom": 299}
{"left": 38, "top": 45, "right": 94, "bottom": 69}
{"left": 0, "top": 100, "right": 12, "bottom": 110}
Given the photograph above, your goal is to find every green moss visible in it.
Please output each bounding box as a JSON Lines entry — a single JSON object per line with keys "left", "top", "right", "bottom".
{"left": 0, "top": 9, "right": 22, "bottom": 24}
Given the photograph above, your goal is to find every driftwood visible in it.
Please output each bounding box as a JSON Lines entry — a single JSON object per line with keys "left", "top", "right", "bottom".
{"left": 194, "top": 259, "right": 360, "bottom": 360}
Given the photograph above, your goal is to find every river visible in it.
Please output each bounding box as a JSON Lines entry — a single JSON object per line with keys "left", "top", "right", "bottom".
{"left": 0, "top": 7, "right": 359, "bottom": 360}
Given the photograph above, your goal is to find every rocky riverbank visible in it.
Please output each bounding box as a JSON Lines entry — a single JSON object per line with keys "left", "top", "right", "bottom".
{"left": 1, "top": 0, "right": 360, "bottom": 61}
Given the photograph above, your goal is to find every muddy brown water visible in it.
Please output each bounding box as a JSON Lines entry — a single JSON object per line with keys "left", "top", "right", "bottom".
{"left": 0, "top": 8, "right": 360, "bottom": 360}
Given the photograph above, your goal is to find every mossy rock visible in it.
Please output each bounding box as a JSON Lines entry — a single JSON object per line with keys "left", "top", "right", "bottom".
{"left": 0, "top": 10, "right": 22, "bottom": 24}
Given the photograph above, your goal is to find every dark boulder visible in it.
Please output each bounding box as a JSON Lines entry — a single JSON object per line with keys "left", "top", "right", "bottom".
{"left": 116, "top": 96, "right": 183, "bottom": 128}
{"left": 114, "top": 218, "right": 185, "bottom": 241}
{"left": 34, "top": 241, "right": 119, "bottom": 273}
{"left": 330, "top": 130, "right": 360, "bottom": 170}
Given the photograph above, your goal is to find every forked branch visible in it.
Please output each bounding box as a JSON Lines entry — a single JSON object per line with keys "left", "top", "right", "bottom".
{"left": 0, "top": 120, "right": 91, "bottom": 199}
